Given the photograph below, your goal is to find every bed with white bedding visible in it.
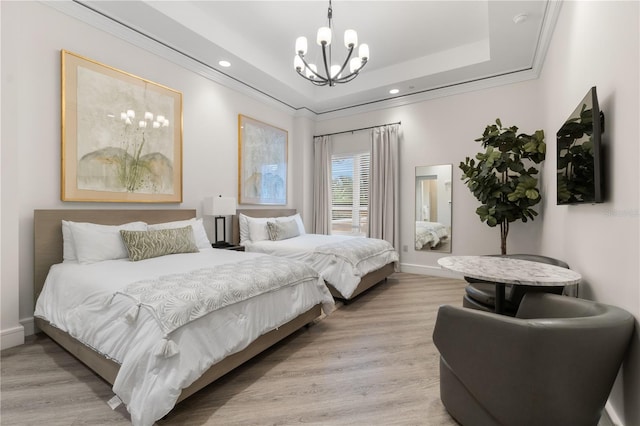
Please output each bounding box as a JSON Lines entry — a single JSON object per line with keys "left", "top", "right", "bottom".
{"left": 415, "top": 220, "right": 449, "bottom": 250}
{"left": 233, "top": 209, "right": 399, "bottom": 300}
{"left": 33, "top": 210, "right": 334, "bottom": 426}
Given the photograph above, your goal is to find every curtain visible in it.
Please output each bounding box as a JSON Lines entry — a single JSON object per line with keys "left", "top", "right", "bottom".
{"left": 313, "top": 135, "right": 332, "bottom": 234}
{"left": 369, "top": 124, "right": 400, "bottom": 251}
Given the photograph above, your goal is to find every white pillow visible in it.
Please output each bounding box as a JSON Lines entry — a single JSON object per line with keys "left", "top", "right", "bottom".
{"left": 240, "top": 213, "right": 305, "bottom": 244}
{"left": 238, "top": 213, "right": 251, "bottom": 245}
{"left": 248, "top": 218, "right": 272, "bottom": 242}
{"left": 278, "top": 213, "right": 306, "bottom": 235}
{"left": 147, "top": 218, "right": 210, "bottom": 249}
{"left": 241, "top": 215, "right": 275, "bottom": 243}
{"left": 62, "top": 220, "right": 77, "bottom": 262}
{"left": 69, "top": 221, "right": 147, "bottom": 264}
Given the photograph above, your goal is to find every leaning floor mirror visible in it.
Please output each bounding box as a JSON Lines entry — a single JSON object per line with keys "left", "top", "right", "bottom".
{"left": 415, "top": 164, "right": 452, "bottom": 252}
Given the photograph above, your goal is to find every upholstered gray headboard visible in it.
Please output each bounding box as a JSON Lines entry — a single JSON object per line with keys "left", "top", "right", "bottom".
{"left": 33, "top": 209, "right": 196, "bottom": 306}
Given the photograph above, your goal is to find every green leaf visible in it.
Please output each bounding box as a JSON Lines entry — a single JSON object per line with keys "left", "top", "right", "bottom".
{"left": 525, "top": 189, "right": 539, "bottom": 199}
{"left": 463, "top": 118, "right": 546, "bottom": 250}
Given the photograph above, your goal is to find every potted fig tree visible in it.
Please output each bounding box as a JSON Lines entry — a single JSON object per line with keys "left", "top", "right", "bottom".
{"left": 460, "top": 119, "right": 546, "bottom": 254}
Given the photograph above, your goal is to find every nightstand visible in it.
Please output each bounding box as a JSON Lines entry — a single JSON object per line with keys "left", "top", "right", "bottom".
{"left": 212, "top": 244, "right": 244, "bottom": 251}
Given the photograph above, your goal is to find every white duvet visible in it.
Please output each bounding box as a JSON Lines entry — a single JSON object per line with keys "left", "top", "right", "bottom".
{"left": 244, "top": 234, "right": 399, "bottom": 298}
{"left": 34, "top": 248, "right": 334, "bottom": 426}
{"left": 415, "top": 221, "right": 449, "bottom": 250}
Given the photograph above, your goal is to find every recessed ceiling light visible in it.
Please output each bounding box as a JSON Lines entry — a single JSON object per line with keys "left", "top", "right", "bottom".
{"left": 389, "top": 89, "right": 400, "bottom": 95}
{"left": 513, "top": 13, "right": 528, "bottom": 24}
{"left": 218, "top": 60, "right": 231, "bottom": 67}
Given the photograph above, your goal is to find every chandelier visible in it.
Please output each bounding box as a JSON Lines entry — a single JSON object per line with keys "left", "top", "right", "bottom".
{"left": 294, "top": 0, "right": 369, "bottom": 87}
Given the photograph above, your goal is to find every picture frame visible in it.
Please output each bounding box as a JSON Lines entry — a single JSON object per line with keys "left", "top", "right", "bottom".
{"left": 61, "top": 50, "right": 183, "bottom": 202}
{"left": 238, "top": 114, "right": 288, "bottom": 205}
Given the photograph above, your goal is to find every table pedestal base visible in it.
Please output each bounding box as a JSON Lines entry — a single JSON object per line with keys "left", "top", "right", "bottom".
{"left": 494, "top": 283, "right": 505, "bottom": 314}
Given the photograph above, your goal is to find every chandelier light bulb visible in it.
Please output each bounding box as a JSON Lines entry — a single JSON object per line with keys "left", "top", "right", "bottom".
{"left": 350, "top": 57, "right": 362, "bottom": 73}
{"left": 295, "top": 36, "right": 308, "bottom": 55}
{"left": 359, "top": 44, "right": 370, "bottom": 61}
{"left": 317, "top": 27, "right": 332, "bottom": 45}
{"left": 306, "top": 64, "right": 317, "bottom": 79}
{"left": 144, "top": 111, "right": 153, "bottom": 121}
{"left": 330, "top": 64, "right": 341, "bottom": 78}
{"left": 126, "top": 109, "right": 135, "bottom": 118}
{"left": 344, "top": 29, "right": 358, "bottom": 48}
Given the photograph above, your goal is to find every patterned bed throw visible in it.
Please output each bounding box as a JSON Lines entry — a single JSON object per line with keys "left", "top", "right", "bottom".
{"left": 314, "top": 237, "right": 398, "bottom": 271}
{"left": 115, "top": 256, "right": 318, "bottom": 338}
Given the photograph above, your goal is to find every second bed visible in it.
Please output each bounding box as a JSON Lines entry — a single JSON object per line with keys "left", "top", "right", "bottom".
{"left": 233, "top": 209, "right": 399, "bottom": 300}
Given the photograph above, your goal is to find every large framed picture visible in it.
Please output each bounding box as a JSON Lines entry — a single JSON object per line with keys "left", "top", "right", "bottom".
{"left": 61, "top": 50, "right": 183, "bottom": 202}
{"left": 238, "top": 114, "right": 288, "bottom": 205}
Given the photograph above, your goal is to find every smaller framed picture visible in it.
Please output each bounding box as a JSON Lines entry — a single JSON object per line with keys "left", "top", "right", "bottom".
{"left": 238, "top": 114, "right": 288, "bottom": 205}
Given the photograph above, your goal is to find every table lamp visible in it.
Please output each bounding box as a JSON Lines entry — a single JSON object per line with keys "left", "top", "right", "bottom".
{"left": 204, "top": 195, "right": 237, "bottom": 248}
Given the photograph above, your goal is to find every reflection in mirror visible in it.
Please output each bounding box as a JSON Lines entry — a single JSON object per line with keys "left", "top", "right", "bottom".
{"left": 415, "top": 164, "right": 452, "bottom": 252}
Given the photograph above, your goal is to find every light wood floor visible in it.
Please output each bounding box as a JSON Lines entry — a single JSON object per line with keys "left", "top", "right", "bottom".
{"left": 1, "top": 273, "right": 466, "bottom": 425}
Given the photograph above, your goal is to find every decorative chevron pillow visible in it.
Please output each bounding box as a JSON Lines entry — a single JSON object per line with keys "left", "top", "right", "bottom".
{"left": 120, "top": 226, "right": 199, "bottom": 262}
{"left": 266, "top": 219, "right": 300, "bottom": 241}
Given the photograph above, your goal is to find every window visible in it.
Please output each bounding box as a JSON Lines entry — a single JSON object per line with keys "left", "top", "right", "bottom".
{"left": 331, "top": 152, "right": 370, "bottom": 236}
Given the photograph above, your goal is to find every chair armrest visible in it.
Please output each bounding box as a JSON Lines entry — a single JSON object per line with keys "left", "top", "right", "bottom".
{"left": 433, "top": 305, "right": 534, "bottom": 399}
{"left": 434, "top": 305, "right": 550, "bottom": 424}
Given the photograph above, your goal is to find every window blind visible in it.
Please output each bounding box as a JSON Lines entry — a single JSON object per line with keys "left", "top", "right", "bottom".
{"left": 331, "top": 152, "right": 370, "bottom": 236}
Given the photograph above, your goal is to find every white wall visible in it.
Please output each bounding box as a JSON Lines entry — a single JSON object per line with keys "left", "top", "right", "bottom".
{"left": 0, "top": 1, "right": 312, "bottom": 343}
{"left": 0, "top": 0, "right": 25, "bottom": 350}
{"left": 537, "top": 2, "right": 639, "bottom": 424}
{"left": 314, "top": 81, "right": 545, "bottom": 276}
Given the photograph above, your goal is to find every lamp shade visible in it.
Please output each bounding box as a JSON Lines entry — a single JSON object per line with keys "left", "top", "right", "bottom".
{"left": 358, "top": 43, "right": 369, "bottom": 60}
{"left": 307, "top": 63, "right": 317, "bottom": 78}
{"left": 350, "top": 57, "right": 362, "bottom": 73}
{"left": 317, "top": 27, "right": 332, "bottom": 45}
{"left": 343, "top": 29, "right": 358, "bottom": 48}
{"left": 204, "top": 196, "right": 236, "bottom": 216}
{"left": 295, "top": 36, "right": 308, "bottom": 55}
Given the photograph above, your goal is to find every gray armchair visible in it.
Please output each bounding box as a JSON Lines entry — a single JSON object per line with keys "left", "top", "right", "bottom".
{"left": 433, "top": 293, "right": 634, "bottom": 426}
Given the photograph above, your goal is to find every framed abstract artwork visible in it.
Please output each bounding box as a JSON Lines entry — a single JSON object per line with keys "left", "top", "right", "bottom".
{"left": 238, "top": 114, "right": 288, "bottom": 205}
{"left": 61, "top": 50, "right": 183, "bottom": 202}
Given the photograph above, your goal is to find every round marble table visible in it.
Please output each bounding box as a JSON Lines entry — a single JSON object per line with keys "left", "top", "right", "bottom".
{"left": 437, "top": 256, "right": 582, "bottom": 314}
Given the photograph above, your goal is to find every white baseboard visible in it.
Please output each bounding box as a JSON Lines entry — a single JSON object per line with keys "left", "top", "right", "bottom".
{"left": 1, "top": 324, "right": 25, "bottom": 350}
{"left": 21, "top": 316, "right": 35, "bottom": 336}
{"left": 399, "top": 262, "right": 460, "bottom": 279}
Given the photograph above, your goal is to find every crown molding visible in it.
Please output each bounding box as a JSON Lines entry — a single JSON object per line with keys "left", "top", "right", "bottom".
{"left": 312, "top": 67, "right": 541, "bottom": 121}
{"left": 43, "top": 1, "right": 298, "bottom": 115}
{"left": 43, "top": 0, "right": 562, "bottom": 122}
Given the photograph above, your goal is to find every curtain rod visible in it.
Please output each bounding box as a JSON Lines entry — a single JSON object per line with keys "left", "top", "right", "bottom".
{"left": 314, "top": 121, "right": 401, "bottom": 138}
